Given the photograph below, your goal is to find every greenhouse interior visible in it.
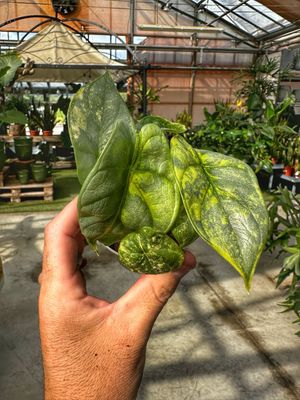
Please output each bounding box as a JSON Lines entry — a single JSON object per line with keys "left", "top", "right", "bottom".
{"left": 0, "top": 1, "right": 300, "bottom": 399}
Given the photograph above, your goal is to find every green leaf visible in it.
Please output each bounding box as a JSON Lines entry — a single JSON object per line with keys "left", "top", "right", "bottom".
{"left": 121, "top": 123, "right": 180, "bottom": 233}
{"left": 0, "top": 66, "right": 10, "bottom": 79}
{"left": 78, "top": 122, "right": 180, "bottom": 249}
{"left": 282, "top": 252, "right": 300, "bottom": 274}
{"left": 0, "top": 52, "right": 22, "bottom": 87}
{"left": 68, "top": 72, "right": 135, "bottom": 184}
{"left": 171, "top": 203, "right": 199, "bottom": 247}
{"left": 78, "top": 120, "right": 136, "bottom": 248}
{"left": 171, "top": 136, "right": 269, "bottom": 289}
{"left": 118, "top": 226, "right": 184, "bottom": 274}
{"left": 0, "top": 109, "right": 27, "bottom": 124}
{"left": 136, "top": 115, "right": 186, "bottom": 135}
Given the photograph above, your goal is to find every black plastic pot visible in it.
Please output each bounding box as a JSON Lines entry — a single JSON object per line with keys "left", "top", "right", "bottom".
{"left": 256, "top": 170, "right": 271, "bottom": 190}
{"left": 269, "top": 164, "right": 284, "bottom": 190}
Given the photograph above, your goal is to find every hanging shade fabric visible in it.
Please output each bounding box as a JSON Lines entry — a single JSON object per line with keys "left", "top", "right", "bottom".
{"left": 15, "top": 22, "right": 133, "bottom": 82}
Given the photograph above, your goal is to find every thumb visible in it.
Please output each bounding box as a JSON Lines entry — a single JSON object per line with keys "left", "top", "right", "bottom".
{"left": 117, "top": 251, "right": 196, "bottom": 336}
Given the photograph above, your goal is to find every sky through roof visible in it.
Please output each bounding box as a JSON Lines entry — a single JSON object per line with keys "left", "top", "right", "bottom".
{"left": 191, "top": 0, "right": 293, "bottom": 38}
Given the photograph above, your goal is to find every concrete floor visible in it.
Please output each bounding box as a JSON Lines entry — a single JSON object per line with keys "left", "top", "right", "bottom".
{"left": 0, "top": 211, "right": 299, "bottom": 400}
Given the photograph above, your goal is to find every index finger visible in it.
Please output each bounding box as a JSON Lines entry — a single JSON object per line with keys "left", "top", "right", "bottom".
{"left": 42, "top": 196, "right": 86, "bottom": 282}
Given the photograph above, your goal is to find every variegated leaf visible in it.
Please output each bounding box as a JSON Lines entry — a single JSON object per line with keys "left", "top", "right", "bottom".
{"left": 171, "top": 135, "right": 269, "bottom": 289}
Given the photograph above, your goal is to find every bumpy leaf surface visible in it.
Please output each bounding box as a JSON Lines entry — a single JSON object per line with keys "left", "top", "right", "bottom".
{"left": 121, "top": 123, "right": 180, "bottom": 233}
{"left": 68, "top": 72, "right": 135, "bottom": 184}
{"left": 118, "top": 227, "right": 184, "bottom": 273}
{"left": 171, "top": 203, "right": 198, "bottom": 247}
{"left": 79, "top": 121, "right": 181, "bottom": 248}
{"left": 171, "top": 136, "right": 269, "bottom": 289}
{"left": 136, "top": 115, "right": 186, "bottom": 135}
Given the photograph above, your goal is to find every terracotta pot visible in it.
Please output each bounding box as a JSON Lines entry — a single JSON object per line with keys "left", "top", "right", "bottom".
{"left": 283, "top": 166, "right": 294, "bottom": 176}
{"left": 43, "top": 130, "right": 53, "bottom": 136}
{"left": 271, "top": 157, "right": 277, "bottom": 165}
{"left": 30, "top": 129, "right": 39, "bottom": 136}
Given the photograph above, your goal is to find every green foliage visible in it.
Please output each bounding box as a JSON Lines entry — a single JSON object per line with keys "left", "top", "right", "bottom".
{"left": 39, "top": 103, "right": 58, "bottom": 131}
{"left": 119, "top": 227, "right": 184, "bottom": 274}
{"left": 185, "top": 101, "right": 273, "bottom": 171}
{"left": 0, "top": 109, "right": 27, "bottom": 125}
{"left": 0, "top": 52, "right": 22, "bottom": 88}
{"left": 185, "top": 56, "right": 298, "bottom": 171}
{"left": 235, "top": 56, "right": 291, "bottom": 116}
{"left": 267, "top": 188, "right": 300, "bottom": 335}
{"left": 27, "top": 98, "right": 42, "bottom": 130}
{"left": 176, "top": 109, "right": 192, "bottom": 129}
{"left": 68, "top": 74, "right": 135, "bottom": 185}
{"left": 0, "top": 53, "right": 36, "bottom": 127}
{"left": 133, "top": 82, "right": 167, "bottom": 104}
{"left": 0, "top": 94, "right": 28, "bottom": 125}
{"left": 69, "top": 73, "right": 269, "bottom": 288}
{"left": 136, "top": 114, "right": 186, "bottom": 137}
{"left": 171, "top": 136, "right": 269, "bottom": 290}
{"left": 186, "top": 98, "right": 299, "bottom": 171}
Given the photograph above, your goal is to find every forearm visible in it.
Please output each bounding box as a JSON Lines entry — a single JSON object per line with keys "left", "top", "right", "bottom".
{"left": 41, "top": 336, "right": 145, "bottom": 400}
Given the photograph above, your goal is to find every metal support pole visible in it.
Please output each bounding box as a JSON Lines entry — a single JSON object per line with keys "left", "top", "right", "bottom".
{"left": 188, "top": 33, "right": 198, "bottom": 118}
{"left": 141, "top": 65, "right": 148, "bottom": 116}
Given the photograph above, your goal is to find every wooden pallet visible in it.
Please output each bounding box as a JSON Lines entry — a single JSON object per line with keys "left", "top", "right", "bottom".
{"left": 0, "top": 166, "right": 10, "bottom": 187}
{"left": 0, "top": 177, "right": 53, "bottom": 203}
{"left": 51, "top": 160, "right": 76, "bottom": 170}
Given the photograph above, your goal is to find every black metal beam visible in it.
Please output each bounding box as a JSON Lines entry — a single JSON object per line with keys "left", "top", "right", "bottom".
{"left": 152, "top": 0, "right": 258, "bottom": 46}
{"left": 209, "top": 0, "right": 268, "bottom": 34}
{"left": 243, "top": 1, "right": 285, "bottom": 28}
{"left": 0, "top": 14, "right": 137, "bottom": 62}
{"left": 208, "top": 0, "right": 250, "bottom": 26}
{"left": 30, "top": 63, "right": 248, "bottom": 72}
{"left": 0, "top": 38, "right": 262, "bottom": 55}
{"left": 141, "top": 65, "right": 148, "bottom": 115}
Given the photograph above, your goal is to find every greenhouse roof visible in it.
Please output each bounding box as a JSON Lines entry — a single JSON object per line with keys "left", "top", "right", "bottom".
{"left": 164, "top": 0, "right": 298, "bottom": 43}
{"left": 191, "top": 0, "right": 292, "bottom": 37}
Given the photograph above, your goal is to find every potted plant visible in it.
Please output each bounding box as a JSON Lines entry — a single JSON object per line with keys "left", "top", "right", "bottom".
{"left": 5, "top": 95, "right": 29, "bottom": 136}
{"left": 40, "top": 103, "right": 58, "bottom": 136}
{"left": 68, "top": 72, "right": 270, "bottom": 290}
{"left": 27, "top": 99, "right": 42, "bottom": 136}
{"left": 267, "top": 188, "right": 300, "bottom": 334}
{"left": 0, "top": 52, "right": 33, "bottom": 136}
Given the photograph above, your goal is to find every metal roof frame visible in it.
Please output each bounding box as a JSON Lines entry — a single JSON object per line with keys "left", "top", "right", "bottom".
{"left": 153, "top": 0, "right": 259, "bottom": 46}
{"left": 157, "top": 0, "right": 298, "bottom": 46}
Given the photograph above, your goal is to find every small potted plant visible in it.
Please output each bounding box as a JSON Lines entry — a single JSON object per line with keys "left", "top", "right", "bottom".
{"left": 282, "top": 135, "right": 300, "bottom": 176}
{"left": 40, "top": 103, "right": 57, "bottom": 136}
{"left": 5, "top": 95, "right": 29, "bottom": 136}
{"left": 27, "top": 99, "right": 41, "bottom": 136}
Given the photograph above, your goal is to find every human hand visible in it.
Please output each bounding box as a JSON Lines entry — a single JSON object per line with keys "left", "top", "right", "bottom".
{"left": 39, "top": 197, "right": 196, "bottom": 400}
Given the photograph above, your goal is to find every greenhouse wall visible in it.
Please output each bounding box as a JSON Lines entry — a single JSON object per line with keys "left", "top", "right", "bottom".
{"left": 146, "top": 69, "right": 240, "bottom": 124}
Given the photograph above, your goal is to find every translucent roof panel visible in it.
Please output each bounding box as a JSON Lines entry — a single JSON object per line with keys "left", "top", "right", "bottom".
{"left": 192, "top": 0, "right": 293, "bottom": 38}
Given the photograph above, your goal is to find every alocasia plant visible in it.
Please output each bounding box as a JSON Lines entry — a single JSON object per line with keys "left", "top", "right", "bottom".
{"left": 68, "top": 73, "right": 269, "bottom": 290}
